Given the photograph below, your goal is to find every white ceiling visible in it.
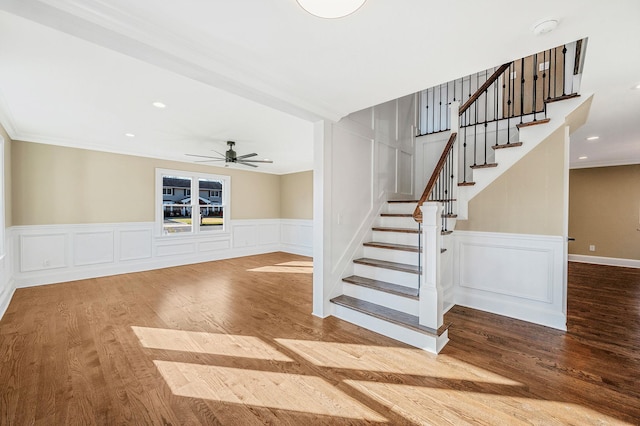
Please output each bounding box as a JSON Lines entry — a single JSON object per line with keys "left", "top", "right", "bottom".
{"left": 0, "top": 0, "right": 639, "bottom": 174}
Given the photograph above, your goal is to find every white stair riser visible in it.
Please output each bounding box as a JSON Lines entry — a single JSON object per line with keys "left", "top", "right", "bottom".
{"left": 354, "top": 264, "right": 420, "bottom": 286}
{"left": 372, "top": 230, "right": 420, "bottom": 246}
{"left": 331, "top": 304, "right": 449, "bottom": 354}
{"left": 387, "top": 203, "right": 416, "bottom": 214}
{"left": 363, "top": 246, "right": 419, "bottom": 265}
{"left": 378, "top": 216, "right": 419, "bottom": 229}
{"left": 343, "top": 283, "right": 419, "bottom": 315}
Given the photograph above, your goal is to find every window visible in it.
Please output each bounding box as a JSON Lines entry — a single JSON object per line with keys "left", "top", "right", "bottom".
{"left": 156, "top": 168, "right": 229, "bottom": 235}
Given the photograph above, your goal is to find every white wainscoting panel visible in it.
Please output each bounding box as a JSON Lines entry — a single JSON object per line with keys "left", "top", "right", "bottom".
{"left": 0, "top": 230, "right": 15, "bottom": 320}
{"left": 74, "top": 231, "right": 114, "bottom": 266}
{"left": 453, "top": 231, "right": 566, "bottom": 330}
{"left": 11, "top": 219, "right": 313, "bottom": 289}
{"left": 119, "top": 228, "right": 152, "bottom": 261}
{"left": 280, "top": 220, "right": 313, "bottom": 256}
{"left": 20, "top": 233, "right": 68, "bottom": 272}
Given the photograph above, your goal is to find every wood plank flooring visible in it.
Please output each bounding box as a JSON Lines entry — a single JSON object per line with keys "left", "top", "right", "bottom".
{"left": 0, "top": 254, "right": 639, "bottom": 425}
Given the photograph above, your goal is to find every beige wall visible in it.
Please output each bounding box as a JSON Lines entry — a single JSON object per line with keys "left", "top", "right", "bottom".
{"left": 0, "top": 123, "right": 11, "bottom": 227}
{"left": 11, "top": 141, "right": 281, "bottom": 225}
{"left": 569, "top": 165, "right": 640, "bottom": 260}
{"left": 456, "top": 126, "right": 565, "bottom": 235}
{"left": 280, "top": 170, "right": 313, "bottom": 219}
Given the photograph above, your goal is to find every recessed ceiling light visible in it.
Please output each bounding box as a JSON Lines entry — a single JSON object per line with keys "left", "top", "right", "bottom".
{"left": 125, "top": 133, "right": 135, "bottom": 138}
{"left": 152, "top": 101, "right": 166, "bottom": 108}
{"left": 296, "top": 0, "right": 367, "bottom": 18}
{"left": 586, "top": 136, "right": 599, "bottom": 141}
{"left": 635, "top": 84, "right": 640, "bottom": 90}
{"left": 578, "top": 156, "right": 588, "bottom": 160}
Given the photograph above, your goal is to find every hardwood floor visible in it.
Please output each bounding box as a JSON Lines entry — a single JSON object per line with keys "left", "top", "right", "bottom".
{"left": 0, "top": 254, "right": 638, "bottom": 425}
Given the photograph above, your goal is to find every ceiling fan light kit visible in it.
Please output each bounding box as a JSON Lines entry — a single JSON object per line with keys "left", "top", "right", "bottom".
{"left": 296, "top": 0, "right": 367, "bottom": 19}
{"left": 186, "top": 141, "right": 273, "bottom": 168}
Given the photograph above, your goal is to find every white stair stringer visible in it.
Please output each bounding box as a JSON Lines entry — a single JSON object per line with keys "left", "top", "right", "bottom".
{"left": 457, "top": 94, "right": 593, "bottom": 220}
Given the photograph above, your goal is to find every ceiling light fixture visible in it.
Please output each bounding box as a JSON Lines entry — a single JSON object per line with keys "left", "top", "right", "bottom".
{"left": 578, "top": 156, "right": 588, "bottom": 160}
{"left": 635, "top": 84, "right": 640, "bottom": 90}
{"left": 125, "top": 133, "right": 135, "bottom": 138}
{"left": 586, "top": 136, "right": 599, "bottom": 141}
{"left": 152, "top": 101, "right": 166, "bottom": 108}
{"left": 532, "top": 19, "right": 558, "bottom": 36}
{"left": 296, "top": 0, "right": 367, "bottom": 18}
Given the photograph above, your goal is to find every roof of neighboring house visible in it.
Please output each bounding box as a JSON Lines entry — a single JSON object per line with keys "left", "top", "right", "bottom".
{"left": 163, "top": 177, "right": 222, "bottom": 190}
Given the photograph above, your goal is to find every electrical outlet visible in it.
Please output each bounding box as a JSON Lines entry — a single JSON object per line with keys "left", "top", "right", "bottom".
{"left": 589, "top": 245, "right": 596, "bottom": 252}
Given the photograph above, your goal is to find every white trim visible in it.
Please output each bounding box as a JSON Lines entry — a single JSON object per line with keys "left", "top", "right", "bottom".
{"left": 453, "top": 230, "right": 566, "bottom": 330}
{"left": 568, "top": 254, "right": 640, "bottom": 269}
{"left": 10, "top": 219, "right": 312, "bottom": 289}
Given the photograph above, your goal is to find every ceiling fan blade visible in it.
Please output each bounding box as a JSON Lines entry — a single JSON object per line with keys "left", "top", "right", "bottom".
{"left": 239, "top": 159, "right": 274, "bottom": 163}
{"left": 185, "top": 153, "right": 224, "bottom": 160}
{"left": 194, "top": 159, "right": 225, "bottom": 163}
{"left": 238, "top": 161, "right": 258, "bottom": 167}
{"left": 211, "top": 150, "right": 226, "bottom": 157}
{"left": 236, "top": 152, "right": 258, "bottom": 160}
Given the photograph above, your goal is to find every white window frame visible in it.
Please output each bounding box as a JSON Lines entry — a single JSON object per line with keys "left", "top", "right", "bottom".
{"left": 155, "top": 168, "right": 230, "bottom": 237}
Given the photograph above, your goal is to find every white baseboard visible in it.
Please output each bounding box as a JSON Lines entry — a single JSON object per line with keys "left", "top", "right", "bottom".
{"left": 568, "top": 254, "right": 640, "bottom": 269}
{"left": 0, "top": 281, "right": 15, "bottom": 319}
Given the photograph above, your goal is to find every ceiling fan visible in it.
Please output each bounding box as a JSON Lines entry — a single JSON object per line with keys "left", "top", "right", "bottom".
{"left": 185, "top": 141, "right": 273, "bottom": 168}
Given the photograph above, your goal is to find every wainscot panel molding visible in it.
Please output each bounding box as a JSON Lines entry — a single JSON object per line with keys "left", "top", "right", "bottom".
{"left": 568, "top": 254, "right": 640, "bottom": 269}
{"left": 0, "top": 229, "right": 15, "bottom": 320}
{"left": 11, "top": 219, "right": 313, "bottom": 289}
{"left": 452, "top": 231, "right": 566, "bottom": 330}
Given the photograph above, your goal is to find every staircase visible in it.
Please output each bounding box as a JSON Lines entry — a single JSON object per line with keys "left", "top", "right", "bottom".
{"left": 328, "top": 39, "right": 589, "bottom": 354}
{"left": 331, "top": 200, "right": 450, "bottom": 353}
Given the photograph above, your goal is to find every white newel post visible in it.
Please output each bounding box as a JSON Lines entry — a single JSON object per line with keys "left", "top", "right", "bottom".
{"left": 419, "top": 202, "right": 444, "bottom": 330}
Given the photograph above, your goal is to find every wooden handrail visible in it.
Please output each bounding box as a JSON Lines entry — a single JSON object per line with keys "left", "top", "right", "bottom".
{"left": 413, "top": 132, "right": 457, "bottom": 222}
{"left": 458, "top": 62, "right": 512, "bottom": 117}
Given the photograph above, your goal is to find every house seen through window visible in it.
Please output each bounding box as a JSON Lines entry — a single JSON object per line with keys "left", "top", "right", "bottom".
{"left": 158, "top": 169, "right": 228, "bottom": 235}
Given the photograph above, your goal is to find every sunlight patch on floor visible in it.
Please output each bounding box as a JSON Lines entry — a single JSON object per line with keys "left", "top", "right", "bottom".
{"left": 155, "top": 361, "right": 387, "bottom": 422}
{"left": 132, "top": 327, "right": 292, "bottom": 361}
{"left": 343, "top": 381, "right": 625, "bottom": 425}
{"left": 276, "top": 261, "right": 314, "bottom": 267}
{"left": 276, "top": 339, "right": 521, "bottom": 385}
{"left": 247, "top": 265, "right": 313, "bottom": 274}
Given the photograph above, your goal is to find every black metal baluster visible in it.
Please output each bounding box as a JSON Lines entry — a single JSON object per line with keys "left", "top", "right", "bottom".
{"left": 495, "top": 68, "right": 499, "bottom": 147}
{"left": 554, "top": 47, "right": 558, "bottom": 99}
{"left": 507, "top": 64, "right": 512, "bottom": 143}
{"left": 462, "top": 111, "right": 468, "bottom": 183}
{"left": 484, "top": 70, "right": 488, "bottom": 164}
{"left": 439, "top": 84, "right": 443, "bottom": 132}
{"left": 562, "top": 44, "right": 567, "bottom": 96}
{"left": 520, "top": 58, "right": 525, "bottom": 124}
{"left": 446, "top": 82, "right": 449, "bottom": 131}
{"left": 533, "top": 53, "right": 538, "bottom": 121}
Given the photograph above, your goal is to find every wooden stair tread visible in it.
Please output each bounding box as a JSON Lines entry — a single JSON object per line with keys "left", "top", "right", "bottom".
{"left": 492, "top": 142, "right": 523, "bottom": 150}
{"left": 544, "top": 93, "right": 580, "bottom": 103}
{"left": 388, "top": 200, "right": 419, "bottom": 204}
{"left": 458, "top": 181, "right": 476, "bottom": 186}
{"left": 363, "top": 241, "right": 421, "bottom": 252}
{"left": 441, "top": 213, "right": 457, "bottom": 218}
{"left": 342, "top": 275, "right": 419, "bottom": 299}
{"left": 380, "top": 213, "right": 412, "bottom": 218}
{"left": 372, "top": 227, "right": 420, "bottom": 234}
{"left": 516, "top": 118, "right": 550, "bottom": 129}
{"left": 354, "top": 258, "right": 421, "bottom": 274}
{"left": 470, "top": 163, "right": 498, "bottom": 169}
{"left": 330, "top": 295, "right": 449, "bottom": 336}
{"left": 441, "top": 230, "right": 453, "bottom": 236}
